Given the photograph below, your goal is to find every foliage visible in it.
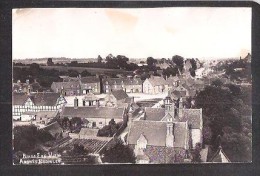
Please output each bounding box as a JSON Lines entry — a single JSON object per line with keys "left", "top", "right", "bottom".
{"left": 97, "top": 119, "right": 122, "bottom": 137}
{"left": 147, "top": 57, "right": 157, "bottom": 66}
{"left": 13, "top": 125, "right": 54, "bottom": 154}
{"left": 47, "top": 58, "right": 54, "bottom": 66}
{"left": 172, "top": 55, "right": 184, "bottom": 72}
{"left": 101, "top": 139, "right": 136, "bottom": 163}
{"left": 195, "top": 83, "right": 252, "bottom": 162}
{"left": 192, "top": 143, "right": 202, "bottom": 163}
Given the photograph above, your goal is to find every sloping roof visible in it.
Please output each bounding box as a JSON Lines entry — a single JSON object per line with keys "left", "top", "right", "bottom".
{"left": 183, "top": 109, "right": 202, "bottom": 129}
{"left": 13, "top": 92, "right": 61, "bottom": 106}
{"left": 111, "top": 90, "right": 129, "bottom": 100}
{"left": 209, "top": 147, "right": 231, "bottom": 163}
{"left": 170, "top": 90, "right": 186, "bottom": 100}
{"left": 51, "top": 81, "right": 81, "bottom": 90}
{"left": 83, "top": 93, "right": 99, "bottom": 101}
{"left": 79, "top": 128, "right": 99, "bottom": 137}
{"left": 35, "top": 111, "right": 59, "bottom": 118}
{"left": 80, "top": 76, "right": 100, "bottom": 84}
{"left": 166, "top": 76, "right": 180, "bottom": 85}
{"left": 144, "top": 107, "right": 165, "bottom": 121}
{"left": 13, "top": 93, "right": 28, "bottom": 105}
{"left": 29, "top": 92, "right": 61, "bottom": 106}
{"left": 62, "top": 107, "right": 125, "bottom": 119}
{"left": 102, "top": 77, "right": 142, "bottom": 85}
{"left": 127, "top": 120, "right": 187, "bottom": 148}
{"left": 146, "top": 76, "right": 168, "bottom": 86}
{"left": 42, "top": 121, "right": 63, "bottom": 137}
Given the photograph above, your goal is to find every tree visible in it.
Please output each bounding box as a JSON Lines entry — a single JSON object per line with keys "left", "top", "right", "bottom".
{"left": 97, "top": 119, "right": 121, "bottom": 137}
{"left": 97, "top": 55, "right": 103, "bottom": 63}
{"left": 81, "top": 70, "right": 92, "bottom": 77}
{"left": 147, "top": 57, "right": 157, "bottom": 66}
{"left": 211, "top": 79, "right": 223, "bottom": 87}
{"left": 101, "top": 139, "right": 136, "bottom": 163}
{"left": 172, "top": 55, "right": 184, "bottom": 72}
{"left": 47, "top": 58, "right": 54, "bottom": 66}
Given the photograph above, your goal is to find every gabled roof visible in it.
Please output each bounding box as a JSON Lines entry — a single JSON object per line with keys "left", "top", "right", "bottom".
{"left": 42, "top": 121, "right": 63, "bottom": 138}
{"left": 13, "top": 92, "right": 61, "bottom": 106}
{"left": 144, "top": 107, "right": 165, "bottom": 121}
{"left": 83, "top": 93, "right": 99, "bottom": 101}
{"left": 29, "top": 92, "right": 61, "bottom": 106}
{"left": 80, "top": 76, "right": 100, "bottom": 84}
{"left": 51, "top": 81, "right": 81, "bottom": 90}
{"left": 146, "top": 76, "right": 168, "bottom": 86}
{"left": 13, "top": 93, "right": 28, "bottom": 105}
{"left": 102, "top": 77, "right": 142, "bottom": 85}
{"left": 111, "top": 90, "right": 129, "bottom": 100}
{"left": 79, "top": 128, "right": 99, "bottom": 137}
{"left": 127, "top": 120, "right": 187, "bottom": 148}
{"left": 209, "top": 147, "right": 231, "bottom": 163}
{"left": 62, "top": 107, "right": 125, "bottom": 119}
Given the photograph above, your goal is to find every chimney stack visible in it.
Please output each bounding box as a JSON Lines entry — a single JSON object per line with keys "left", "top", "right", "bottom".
{"left": 179, "top": 97, "right": 184, "bottom": 119}
{"left": 96, "top": 99, "right": 100, "bottom": 108}
{"left": 166, "top": 122, "right": 174, "bottom": 147}
{"left": 74, "top": 97, "right": 78, "bottom": 109}
{"left": 26, "top": 79, "right": 30, "bottom": 85}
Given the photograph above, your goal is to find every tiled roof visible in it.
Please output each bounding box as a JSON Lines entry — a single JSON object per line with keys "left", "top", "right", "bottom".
{"left": 144, "top": 107, "right": 165, "bottom": 121}
{"left": 102, "top": 77, "right": 142, "bottom": 85}
{"left": 29, "top": 92, "right": 61, "bottom": 106}
{"left": 146, "top": 76, "right": 168, "bottom": 86}
{"left": 51, "top": 81, "right": 81, "bottom": 90}
{"left": 42, "top": 121, "right": 63, "bottom": 137}
{"left": 80, "top": 76, "right": 100, "bottom": 84}
{"left": 79, "top": 128, "right": 99, "bottom": 137}
{"left": 13, "top": 93, "right": 28, "bottom": 105}
{"left": 183, "top": 109, "right": 202, "bottom": 129}
{"left": 127, "top": 120, "right": 187, "bottom": 148}
{"left": 209, "top": 147, "right": 231, "bottom": 163}
{"left": 62, "top": 107, "right": 125, "bottom": 119}
{"left": 111, "top": 90, "right": 129, "bottom": 100}
{"left": 13, "top": 92, "right": 61, "bottom": 106}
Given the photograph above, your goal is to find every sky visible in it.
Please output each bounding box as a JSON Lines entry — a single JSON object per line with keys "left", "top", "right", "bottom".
{"left": 12, "top": 8, "right": 251, "bottom": 60}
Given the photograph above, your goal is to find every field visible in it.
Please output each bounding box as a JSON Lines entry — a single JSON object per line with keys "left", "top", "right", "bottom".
{"left": 13, "top": 65, "right": 132, "bottom": 75}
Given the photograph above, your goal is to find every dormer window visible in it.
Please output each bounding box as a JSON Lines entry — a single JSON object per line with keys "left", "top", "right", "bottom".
{"left": 137, "top": 134, "right": 147, "bottom": 149}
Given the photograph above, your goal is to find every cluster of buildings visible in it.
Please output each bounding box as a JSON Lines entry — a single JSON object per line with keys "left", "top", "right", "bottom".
{"left": 12, "top": 60, "right": 232, "bottom": 164}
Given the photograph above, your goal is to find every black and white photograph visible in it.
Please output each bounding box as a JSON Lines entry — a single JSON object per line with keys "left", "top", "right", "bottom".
{"left": 12, "top": 7, "right": 252, "bottom": 165}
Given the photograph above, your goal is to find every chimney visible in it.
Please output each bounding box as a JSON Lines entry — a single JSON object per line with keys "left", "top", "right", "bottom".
{"left": 166, "top": 122, "right": 174, "bottom": 147}
{"left": 179, "top": 97, "right": 184, "bottom": 119}
{"left": 74, "top": 97, "right": 78, "bottom": 109}
{"left": 26, "top": 79, "right": 30, "bottom": 85}
{"left": 131, "top": 97, "right": 135, "bottom": 104}
{"left": 96, "top": 100, "right": 100, "bottom": 108}
{"left": 27, "top": 85, "right": 31, "bottom": 95}
{"left": 127, "top": 111, "right": 133, "bottom": 127}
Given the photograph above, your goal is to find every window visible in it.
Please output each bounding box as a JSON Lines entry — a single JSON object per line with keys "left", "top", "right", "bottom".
{"left": 99, "top": 122, "right": 102, "bottom": 124}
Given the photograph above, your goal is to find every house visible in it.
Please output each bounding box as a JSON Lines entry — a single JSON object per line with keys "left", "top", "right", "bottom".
{"left": 143, "top": 76, "right": 169, "bottom": 94}
{"left": 102, "top": 77, "right": 142, "bottom": 93}
{"left": 51, "top": 81, "right": 81, "bottom": 96}
{"left": 13, "top": 92, "right": 66, "bottom": 120}
{"left": 20, "top": 111, "right": 59, "bottom": 123}
{"left": 208, "top": 146, "right": 231, "bottom": 163}
{"left": 126, "top": 96, "right": 203, "bottom": 163}
{"left": 82, "top": 92, "right": 100, "bottom": 107}
{"left": 79, "top": 76, "right": 101, "bottom": 94}
{"left": 13, "top": 79, "right": 42, "bottom": 93}
{"left": 61, "top": 98, "right": 126, "bottom": 129}
{"left": 103, "top": 90, "right": 131, "bottom": 107}
{"left": 166, "top": 76, "right": 180, "bottom": 89}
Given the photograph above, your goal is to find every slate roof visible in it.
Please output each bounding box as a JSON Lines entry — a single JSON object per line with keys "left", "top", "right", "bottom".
{"left": 183, "top": 109, "right": 202, "bottom": 129}
{"left": 143, "top": 107, "right": 202, "bottom": 129}
{"left": 102, "top": 77, "right": 142, "bottom": 85}
{"left": 13, "top": 92, "right": 61, "bottom": 106}
{"left": 80, "top": 76, "right": 100, "bottom": 84}
{"left": 144, "top": 107, "right": 165, "bottom": 121}
{"left": 146, "top": 76, "right": 168, "bottom": 86}
{"left": 111, "top": 90, "right": 129, "bottom": 100}
{"left": 127, "top": 120, "right": 187, "bottom": 148}
{"left": 51, "top": 81, "right": 81, "bottom": 90}
{"left": 62, "top": 107, "right": 125, "bottom": 119}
